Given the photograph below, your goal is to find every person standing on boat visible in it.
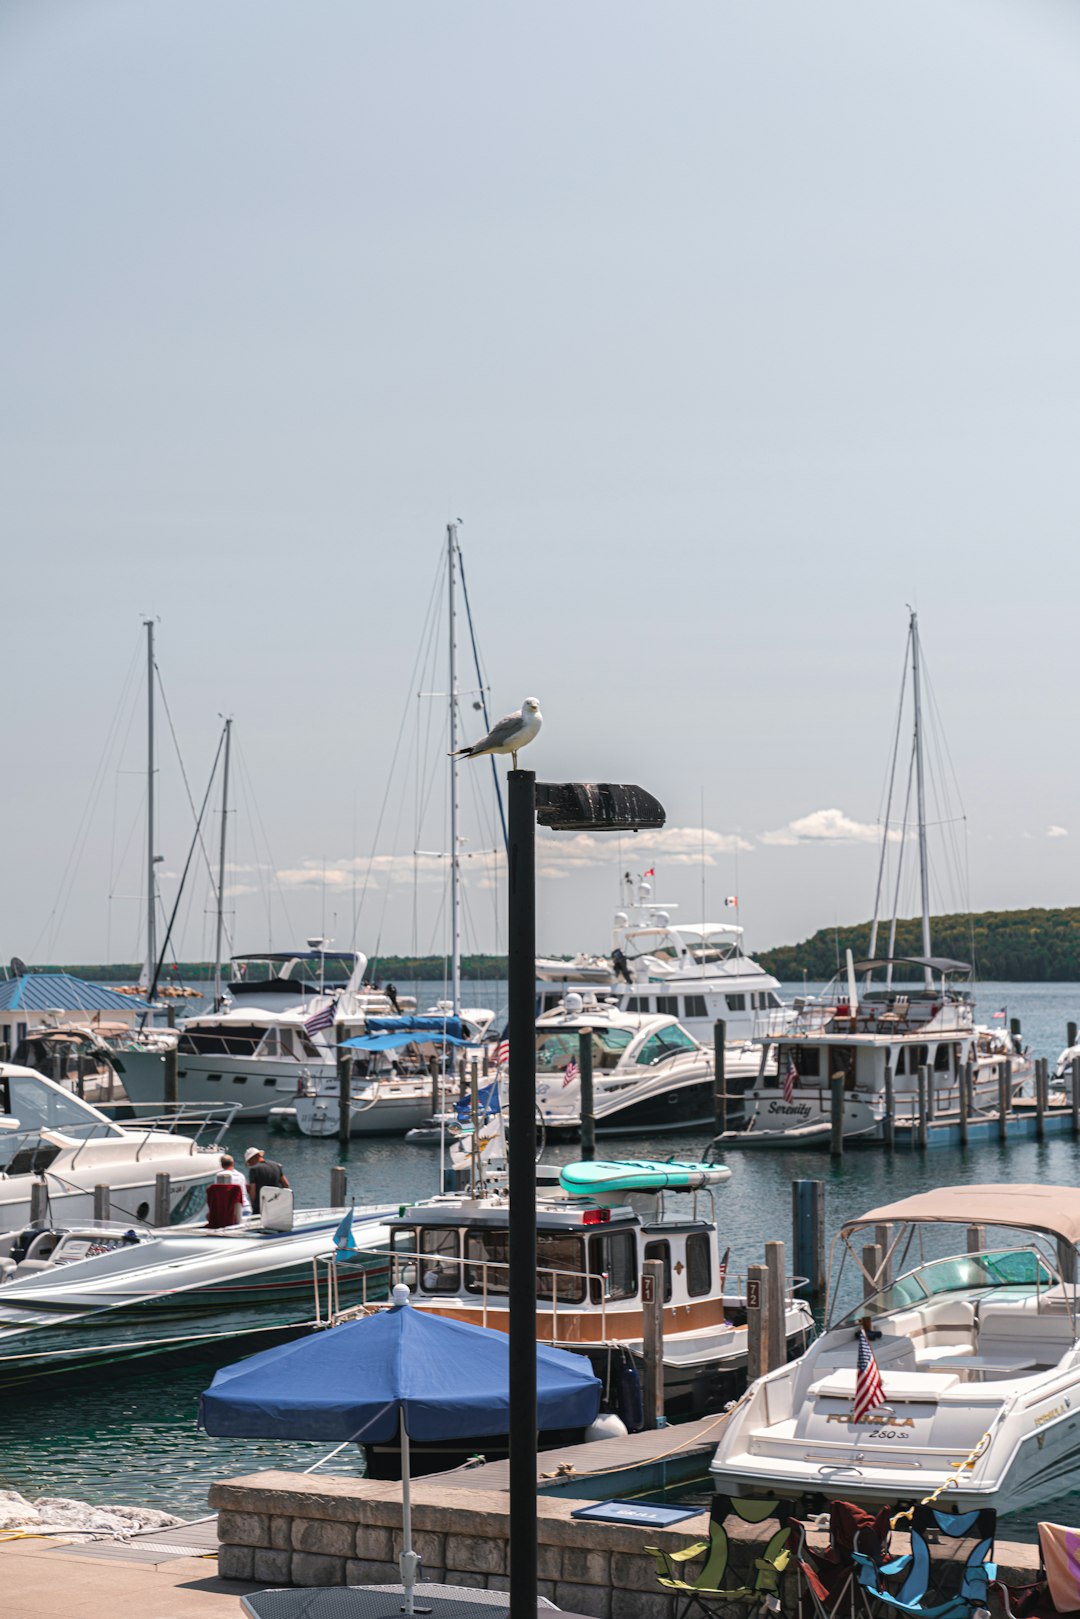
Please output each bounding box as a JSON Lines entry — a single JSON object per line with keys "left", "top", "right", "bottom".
{"left": 218, "top": 1153, "right": 252, "bottom": 1216}
{"left": 245, "top": 1146, "right": 289, "bottom": 1214}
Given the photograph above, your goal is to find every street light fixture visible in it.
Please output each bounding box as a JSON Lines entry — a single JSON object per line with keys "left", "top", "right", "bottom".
{"left": 507, "top": 769, "right": 665, "bottom": 1618}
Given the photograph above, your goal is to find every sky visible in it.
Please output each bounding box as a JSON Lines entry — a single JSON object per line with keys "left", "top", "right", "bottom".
{"left": 2, "top": 0, "right": 1079, "bottom": 969}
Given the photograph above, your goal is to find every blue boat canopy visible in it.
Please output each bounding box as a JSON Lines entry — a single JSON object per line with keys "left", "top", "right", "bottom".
{"left": 342, "top": 1030, "right": 475, "bottom": 1052}
{"left": 365, "top": 1015, "right": 473, "bottom": 1040}
{"left": 198, "top": 1294, "right": 600, "bottom": 1442}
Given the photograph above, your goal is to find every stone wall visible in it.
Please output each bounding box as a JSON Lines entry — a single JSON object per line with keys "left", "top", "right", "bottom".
{"left": 211, "top": 1470, "right": 700, "bottom": 1617}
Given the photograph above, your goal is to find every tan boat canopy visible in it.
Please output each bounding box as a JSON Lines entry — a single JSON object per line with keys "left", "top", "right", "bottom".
{"left": 844, "top": 1185, "right": 1080, "bottom": 1248}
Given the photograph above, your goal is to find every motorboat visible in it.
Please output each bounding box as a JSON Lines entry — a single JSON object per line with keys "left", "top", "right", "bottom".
{"left": 711, "top": 1183, "right": 1080, "bottom": 1516}
{"left": 368, "top": 1160, "right": 815, "bottom": 1422}
{"left": 0, "top": 1199, "right": 394, "bottom": 1386}
{"left": 533, "top": 993, "right": 758, "bottom": 1135}
{"left": 0, "top": 1062, "right": 228, "bottom": 1229}
{"left": 535, "top": 873, "right": 787, "bottom": 1052}
{"left": 285, "top": 1011, "right": 495, "bottom": 1138}
{"left": 722, "top": 955, "right": 1032, "bottom": 1148}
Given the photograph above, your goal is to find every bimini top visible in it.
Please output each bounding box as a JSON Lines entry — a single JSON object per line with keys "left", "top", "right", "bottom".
{"left": 851, "top": 956, "right": 972, "bottom": 976}
{"left": 846, "top": 1185, "right": 1080, "bottom": 1247}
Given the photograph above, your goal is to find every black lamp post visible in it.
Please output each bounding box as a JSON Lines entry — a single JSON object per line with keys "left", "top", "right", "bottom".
{"left": 506, "top": 771, "right": 665, "bottom": 1618}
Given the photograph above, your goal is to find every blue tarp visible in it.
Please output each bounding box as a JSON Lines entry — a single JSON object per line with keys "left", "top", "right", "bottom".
{"left": 199, "top": 1297, "right": 600, "bottom": 1442}
{"left": 455, "top": 1080, "right": 502, "bottom": 1122}
{"left": 341, "top": 1031, "right": 475, "bottom": 1052}
{"left": 365, "top": 1015, "right": 472, "bottom": 1041}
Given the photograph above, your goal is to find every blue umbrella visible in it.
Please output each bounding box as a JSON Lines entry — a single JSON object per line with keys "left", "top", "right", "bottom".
{"left": 199, "top": 1285, "right": 600, "bottom": 1611}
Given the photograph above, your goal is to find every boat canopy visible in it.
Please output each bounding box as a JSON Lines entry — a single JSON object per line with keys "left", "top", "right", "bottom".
{"left": 851, "top": 955, "right": 971, "bottom": 975}
{"left": 365, "top": 1015, "right": 472, "bottom": 1040}
{"left": 342, "top": 1031, "right": 476, "bottom": 1052}
{"left": 846, "top": 1185, "right": 1080, "bottom": 1247}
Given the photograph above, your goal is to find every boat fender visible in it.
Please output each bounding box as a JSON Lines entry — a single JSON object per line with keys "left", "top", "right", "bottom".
{"left": 584, "top": 1411, "right": 629, "bottom": 1444}
{"left": 613, "top": 1344, "right": 644, "bottom": 1433}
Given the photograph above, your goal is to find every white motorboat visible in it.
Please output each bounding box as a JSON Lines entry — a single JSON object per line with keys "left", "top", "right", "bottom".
{"left": 0, "top": 1200, "right": 394, "bottom": 1385}
{"left": 367, "top": 1160, "right": 814, "bottom": 1422}
{"left": 0, "top": 1063, "right": 227, "bottom": 1229}
{"left": 711, "top": 1183, "right": 1080, "bottom": 1516}
{"left": 533, "top": 993, "right": 758, "bottom": 1135}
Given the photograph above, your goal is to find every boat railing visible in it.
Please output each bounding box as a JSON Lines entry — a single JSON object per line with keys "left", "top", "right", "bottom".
{"left": 379, "top": 1246, "right": 611, "bottom": 1340}
{"left": 90, "top": 1102, "right": 241, "bottom": 1157}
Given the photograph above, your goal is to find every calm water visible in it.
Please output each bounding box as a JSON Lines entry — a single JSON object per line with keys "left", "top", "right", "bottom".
{"left": 3, "top": 980, "right": 1078, "bottom": 1523}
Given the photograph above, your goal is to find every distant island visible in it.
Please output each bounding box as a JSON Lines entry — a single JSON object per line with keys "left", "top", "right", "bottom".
{"left": 755, "top": 908, "right": 1080, "bottom": 983}
{"left": 22, "top": 909, "right": 1080, "bottom": 984}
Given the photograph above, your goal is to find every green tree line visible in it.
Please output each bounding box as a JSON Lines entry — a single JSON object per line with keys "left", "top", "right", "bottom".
{"left": 756, "top": 908, "right": 1080, "bottom": 982}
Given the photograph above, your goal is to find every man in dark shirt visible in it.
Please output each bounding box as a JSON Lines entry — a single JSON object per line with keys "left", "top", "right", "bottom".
{"left": 244, "top": 1147, "right": 289, "bottom": 1215}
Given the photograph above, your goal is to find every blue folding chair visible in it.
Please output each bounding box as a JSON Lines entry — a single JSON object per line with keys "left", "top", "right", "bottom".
{"left": 851, "top": 1505, "right": 996, "bottom": 1619}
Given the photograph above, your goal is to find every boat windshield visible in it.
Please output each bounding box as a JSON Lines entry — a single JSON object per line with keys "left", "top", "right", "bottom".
{"left": 837, "top": 1247, "right": 1057, "bottom": 1326}
{"left": 536, "top": 1028, "right": 634, "bottom": 1072}
{"left": 0, "top": 1071, "right": 119, "bottom": 1167}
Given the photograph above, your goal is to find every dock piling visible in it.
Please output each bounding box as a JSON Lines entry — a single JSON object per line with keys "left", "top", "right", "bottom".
{"left": 163, "top": 1045, "right": 179, "bottom": 1114}
{"left": 1036, "top": 1057, "right": 1047, "bottom": 1141}
{"left": 960, "top": 1061, "right": 972, "bottom": 1147}
{"left": 578, "top": 1027, "right": 595, "bottom": 1161}
{"left": 747, "top": 1262, "right": 768, "bottom": 1382}
{"left": 1072, "top": 1058, "right": 1080, "bottom": 1138}
{"left": 153, "top": 1172, "right": 171, "bottom": 1227}
{"left": 967, "top": 1224, "right": 984, "bottom": 1253}
{"left": 429, "top": 1055, "right": 439, "bottom": 1118}
{"left": 30, "top": 1180, "right": 47, "bottom": 1224}
{"left": 862, "top": 1242, "right": 883, "bottom": 1302}
{"left": 330, "top": 1166, "right": 347, "bottom": 1208}
{"left": 916, "top": 1066, "right": 928, "bottom": 1150}
{"left": 998, "top": 1060, "right": 1010, "bottom": 1142}
{"left": 641, "top": 1257, "right": 666, "bottom": 1429}
{"left": 1068, "top": 1021, "right": 1078, "bottom": 1051}
{"left": 337, "top": 1029, "right": 351, "bottom": 1146}
{"left": 75, "top": 1050, "right": 86, "bottom": 1100}
{"left": 830, "top": 1073, "right": 845, "bottom": 1158}
{"left": 93, "top": 1185, "right": 110, "bottom": 1222}
{"left": 52, "top": 1048, "right": 63, "bottom": 1086}
{"left": 713, "top": 1020, "right": 727, "bottom": 1135}
{"left": 765, "top": 1240, "right": 785, "bottom": 1371}
{"left": 791, "top": 1179, "right": 826, "bottom": 1301}
{"left": 924, "top": 1063, "right": 935, "bottom": 1125}
{"left": 874, "top": 1224, "right": 892, "bottom": 1289}
{"left": 883, "top": 1062, "right": 895, "bottom": 1151}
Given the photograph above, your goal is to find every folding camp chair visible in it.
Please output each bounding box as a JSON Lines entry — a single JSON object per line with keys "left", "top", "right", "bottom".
{"left": 646, "top": 1494, "right": 796, "bottom": 1619}
{"left": 790, "top": 1502, "right": 891, "bottom": 1619}
{"left": 996, "top": 1521, "right": 1080, "bottom": 1619}
{"left": 851, "top": 1505, "right": 996, "bottom": 1619}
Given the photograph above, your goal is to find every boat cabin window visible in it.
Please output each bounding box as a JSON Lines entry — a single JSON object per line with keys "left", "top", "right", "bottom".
{"left": 655, "top": 996, "right": 678, "bottom": 1016}
{"left": 466, "top": 1229, "right": 586, "bottom": 1303}
{"left": 418, "top": 1227, "right": 461, "bottom": 1294}
{"left": 685, "top": 1232, "right": 712, "bottom": 1298}
{"left": 588, "top": 1229, "right": 637, "bottom": 1303}
{"left": 683, "top": 996, "right": 707, "bottom": 1020}
{"left": 625, "top": 997, "right": 650, "bottom": 1013}
{"left": 178, "top": 1026, "right": 267, "bottom": 1057}
{"left": 637, "top": 1026, "right": 697, "bottom": 1066}
{"left": 259, "top": 1030, "right": 281, "bottom": 1058}
{"left": 726, "top": 994, "right": 746, "bottom": 1012}
{"left": 536, "top": 1028, "right": 633, "bottom": 1073}
{"left": 643, "top": 1239, "right": 673, "bottom": 1301}
{"left": 785, "top": 1047, "right": 820, "bottom": 1078}
{"left": 933, "top": 1043, "right": 953, "bottom": 1073}
{"left": 0, "top": 1073, "right": 117, "bottom": 1144}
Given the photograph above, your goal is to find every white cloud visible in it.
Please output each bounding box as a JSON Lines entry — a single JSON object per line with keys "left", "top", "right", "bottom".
{"left": 537, "top": 825, "right": 751, "bottom": 881}
{"left": 275, "top": 848, "right": 504, "bottom": 891}
{"left": 1048, "top": 825, "right": 1069, "bottom": 838}
{"left": 759, "top": 806, "right": 900, "bottom": 847}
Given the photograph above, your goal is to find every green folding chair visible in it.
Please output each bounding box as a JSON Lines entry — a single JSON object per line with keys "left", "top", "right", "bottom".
{"left": 647, "top": 1495, "right": 796, "bottom": 1619}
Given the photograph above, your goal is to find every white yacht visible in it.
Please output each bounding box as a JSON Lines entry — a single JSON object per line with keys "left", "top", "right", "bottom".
{"left": 537, "top": 874, "right": 786, "bottom": 1054}
{"left": 711, "top": 1184, "right": 1080, "bottom": 1516}
{"left": 0, "top": 1063, "right": 226, "bottom": 1229}
{"left": 724, "top": 955, "right": 1031, "bottom": 1147}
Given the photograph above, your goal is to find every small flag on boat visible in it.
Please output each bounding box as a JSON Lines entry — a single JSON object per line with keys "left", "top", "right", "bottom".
{"left": 992, "top": 1008, "right": 1006, "bottom": 1020}
{"left": 333, "top": 1207, "right": 356, "bottom": 1254}
{"left": 562, "top": 1058, "right": 578, "bottom": 1088}
{"left": 644, "top": 868, "right": 655, "bottom": 878}
{"left": 853, "top": 1327, "right": 885, "bottom": 1422}
{"left": 494, "top": 1038, "right": 509, "bottom": 1070}
{"left": 783, "top": 1055, "right": 797, "bottom": 1104}
{"left": 304, "top": 1000, "right": 336, "bottom": 1037}
{"left": 725, "top": 895, "right": 738, "bottom": 908}
{"left": 455, "top": 1080, "right": 502, "bottom": 1123}
{"left": 717, "top": 1244, "right": 730, "bottom": 1296}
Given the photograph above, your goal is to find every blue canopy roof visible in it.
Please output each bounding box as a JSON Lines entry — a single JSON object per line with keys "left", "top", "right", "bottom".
{"left": 198, "top": 1297, "right": 600, "bottom": 1443}
{"left": 342, "top": 1031, "right": 475, "bottom": 1052}
{"left": 365, "top": 1015, "right": 471, "bottom": 1041}
{"left": 0, "top": 974, "right": 151, "bottom": 1014}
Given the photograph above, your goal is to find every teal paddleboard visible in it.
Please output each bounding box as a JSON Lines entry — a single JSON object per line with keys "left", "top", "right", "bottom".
{"left": 559, "top": 1159, "right": 731, "bottom": 1196}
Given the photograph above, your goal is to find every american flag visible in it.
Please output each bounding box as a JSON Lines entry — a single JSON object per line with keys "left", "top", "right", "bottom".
{"left": 562, "top": 1058, "right": 579, "bottom": 1088}
{"left": 303, "top": 1000, "right": 336, "bottom": 1038}
{"left": 717, "top": 1244, "right": 730, "bottom": 1296}
{"left": 853, "top": 1327, "right": 885, "bottom": 1422}
{"left": 494, "top": 1038, "right": 509, "bottom": 1070}
{"left": 783, "top": 1055, "right": 797, "bottom": 1104}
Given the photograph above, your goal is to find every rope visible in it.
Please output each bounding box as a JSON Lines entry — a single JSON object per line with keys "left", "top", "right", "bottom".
{"left": 538, "top": 1395, "right": 748, "bottom": 1482}
{"left": 888, "top": 1425, "right": 994, "bottom": 1528}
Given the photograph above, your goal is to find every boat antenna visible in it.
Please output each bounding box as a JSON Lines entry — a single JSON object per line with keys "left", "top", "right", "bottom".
{"left": 908, "top": 606, "right": 934, "bottom": 990}
{"left": 144, "top": 618, "right": 158, "bottom": 991}
{"left": 213, "top": 716, "right": 233, "bottom": 1009}
{"left": 448, "top": 522, "right": 462, "bottom": 1017}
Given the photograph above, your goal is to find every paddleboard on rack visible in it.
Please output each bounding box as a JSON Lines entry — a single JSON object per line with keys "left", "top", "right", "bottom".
{"left": 559, "top": 1159, "right": 731, "bottom": 1196}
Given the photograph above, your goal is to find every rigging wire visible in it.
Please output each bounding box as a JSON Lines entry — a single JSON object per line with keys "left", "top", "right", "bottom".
{"left": 868, "top": 624, "right": 912, "bottom": 963}
{"left": 457, "top": 548, "right": 507, "bottom": 852}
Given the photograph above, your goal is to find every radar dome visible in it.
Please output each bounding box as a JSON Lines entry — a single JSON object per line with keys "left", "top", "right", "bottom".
{"left": 563, "top": 992, "right": 584, "bottom": 1015}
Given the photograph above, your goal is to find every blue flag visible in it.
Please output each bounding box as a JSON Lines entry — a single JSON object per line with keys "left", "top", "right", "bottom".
{"left": 333, "top": 1207, "right": 356, "bottom": 1254}
{"left": 455, "top": 1080, "right": 502, "bottom": 1124}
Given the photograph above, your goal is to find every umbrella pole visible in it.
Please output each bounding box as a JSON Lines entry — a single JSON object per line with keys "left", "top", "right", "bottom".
{"left": 399, "top": 1413, "right": 429, "bottom": 1615}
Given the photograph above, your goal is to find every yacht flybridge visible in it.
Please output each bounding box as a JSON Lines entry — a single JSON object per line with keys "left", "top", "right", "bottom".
{"left": 711, "top": 1184, "right": 1080, "bottom": 1516}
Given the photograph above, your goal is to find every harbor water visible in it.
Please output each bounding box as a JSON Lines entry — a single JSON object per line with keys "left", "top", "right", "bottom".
{"left": 2, "top": 981, "right": 1078, "bottom": 1526}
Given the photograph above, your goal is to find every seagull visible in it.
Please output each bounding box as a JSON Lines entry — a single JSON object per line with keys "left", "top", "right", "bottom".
{"left": 450, "top": 697, "right": 543, "bottom": 770}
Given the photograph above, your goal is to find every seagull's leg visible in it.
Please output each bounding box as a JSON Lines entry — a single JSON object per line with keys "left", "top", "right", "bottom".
{"left": 511, "top": 749, "right": 518, "bottom": 769}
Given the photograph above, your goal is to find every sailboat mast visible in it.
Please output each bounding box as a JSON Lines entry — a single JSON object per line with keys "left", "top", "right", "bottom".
{"left": 909, "top": 609, "right": 933, "bottom": 989}
{"left": 214, "top": 717, "right": 233, "bottom": 1007}
{"left": 144, "top": 618, "right": 157, "bottom": 988}
{"left": 447, "top": 523, "right": 461, "bottom": 1016}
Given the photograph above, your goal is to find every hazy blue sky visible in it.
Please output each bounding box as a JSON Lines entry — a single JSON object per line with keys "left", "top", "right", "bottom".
{"left": 3, "top": 1, "right": 1079, "bottom": 970}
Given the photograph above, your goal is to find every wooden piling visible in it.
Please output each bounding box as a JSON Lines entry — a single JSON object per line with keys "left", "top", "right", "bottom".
{"left": 330, "top": 1166, "right": 347, "bottom": 1208}
{"left": 337, "top": 1029, "right": 351, "bottom": 1146}
{"left": 93, "top": 1185, "right": 110, "bottom": 1222}
{"left": 924, "top": 1064, "right": 935, "bottom": 1125}
{"left": 1068, "top": 1021, "right": 1078, "bottom": 1051}
{"left": 713, "top": 1020, "right": 727, "bottom": 1134}
{"left": 167, "top": 1004, "right": 176, "bottom": 1030}
{"left": 862, "top": 1242, "right": 883, "bottom": 1302}
{"left": 641, "top": 1257, "right": 666, "bottom": 1429}
{"left": 966, "top": 1224, "right": 984, "bottom": 1253}
{"left": 0, "top": 1042, "right": 9, "bottom": 1063}
{"left": 916, "top": 1066, "right": 928, "bottom": 1149}
{"left": 164, "top": 1045, "right": 179, "bottom": 1113}
{"left": 470, "top": 1060, "right": 480, "bottom": 1189}
{"left": 791, "top": 1179, "right": 826, "bottom": 1301}
{"left": 959, "top": 1061, "right": 972, "bottom": 1147}
{"left": 874, "top": 1224, "right": 893, "bottom": 1289}
{"left": 765, "top": 1240, "right": 786, "bottom": 1371}
{"left": 578, "top": 1027, "right": 595, "bottom": 1161}
{"left": 883, "top": 1061, "right": 895, "bottom": 1151}
{"left": 429, "top": 1054, "right": 440, "bottom": 1117}
{"left": 52, "top": 1049, "right": 63, "bottom": 1086}
{"left": 1036, "top": 1057, "right": 1047, "bottom": 1141}
{"left": 830, "top": 1073, "right": 845, "bottom": 1158}
{"left": 153, "top": 1172, "right": 171, "bottom": 1227}
{"left": 75, "top": 1050, "right": 86, "bottom": 1100}
{"left": 747, "top": 1262, "right": 768, "bottom": 1383}
{"left": 1072, "top": 1057, "right": 1080, "bottom": 1138}
{"left": 30, "top": 1181, "right": 47, "bottom": 1224}
{"left": 998, "top": 1060, "right": 1011, "bottom": 1141}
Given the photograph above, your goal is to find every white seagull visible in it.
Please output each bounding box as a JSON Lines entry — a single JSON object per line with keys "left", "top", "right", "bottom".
{"left": 450, "top": 697, "right": 543, "bottom": 770}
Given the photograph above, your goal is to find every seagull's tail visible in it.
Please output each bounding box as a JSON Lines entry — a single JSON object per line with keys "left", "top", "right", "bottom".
{"left": 448, "top": 745, "right": 475, "bottom": 759}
